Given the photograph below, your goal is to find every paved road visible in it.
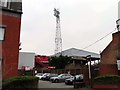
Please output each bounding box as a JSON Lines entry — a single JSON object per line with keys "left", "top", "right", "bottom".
{"left": 38, "top": 80, "right": 91, "bottom": 90}
{"left": 38, "top": 80, "right": 74, "bottom": 89}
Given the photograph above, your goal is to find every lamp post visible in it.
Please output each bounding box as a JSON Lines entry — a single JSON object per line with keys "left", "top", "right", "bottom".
{"left": 86, "top": 55, "right": 92, "bottom": 88}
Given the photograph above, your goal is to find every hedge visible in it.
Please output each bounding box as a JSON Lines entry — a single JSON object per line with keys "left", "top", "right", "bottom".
{"left": 2, "top": 76, "right": 39, "bottom": 89}
{"left": 94, "top": 74, "right": 120, "bottom": 85}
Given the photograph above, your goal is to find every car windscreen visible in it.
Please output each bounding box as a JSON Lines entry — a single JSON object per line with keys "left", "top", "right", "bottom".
{"left": 58, "top": 74, "right": 64, "bottom": 77}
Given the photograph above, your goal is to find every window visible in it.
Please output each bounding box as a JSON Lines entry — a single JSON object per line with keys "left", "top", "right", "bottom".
{"left": 0, "top": 0, "right": 8, "bottom": 7}
{"left": 117, "top": 60, "right": 120, "bottom": 70}
{"left": 0, "top": 27, "right": 5, "bottom": 41}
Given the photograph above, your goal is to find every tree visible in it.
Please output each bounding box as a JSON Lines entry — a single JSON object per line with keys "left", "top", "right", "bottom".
{"left": 49, "top": 55, "right": 72, "bottom": 69}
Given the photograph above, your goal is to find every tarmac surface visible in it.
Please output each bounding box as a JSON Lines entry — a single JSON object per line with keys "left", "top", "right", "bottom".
{"left": 38, "top": 80, "right": 92, "bottom": 90}
{"left": 38, "top": 80, "right": 73, "bottom": 88}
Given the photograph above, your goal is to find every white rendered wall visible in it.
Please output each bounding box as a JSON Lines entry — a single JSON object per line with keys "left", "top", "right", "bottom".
{"left": 18, "top": 52, "right": 35, "bottom": 70}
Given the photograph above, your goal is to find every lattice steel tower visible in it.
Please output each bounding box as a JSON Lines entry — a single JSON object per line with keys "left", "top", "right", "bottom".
{"left": 54, "top": 8, "right": 62, "bottom": 55}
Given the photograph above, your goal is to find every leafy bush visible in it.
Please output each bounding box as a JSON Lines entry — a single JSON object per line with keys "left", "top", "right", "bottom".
{"left": 94, "top": 74, "right": 120, "bottom": 85}
{"left": 18, "top": 70, "right": 33, "bottom": 76}
{"left": 49, "top": 55, "right": 72, "bottom": 69}
{"left": 2, "top": 76, "right": 39, "bottom": 89}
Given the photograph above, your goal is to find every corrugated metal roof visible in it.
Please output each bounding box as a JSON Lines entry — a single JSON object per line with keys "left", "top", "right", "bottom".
{"left": 55, "top": 48, "right": 100, "bottom": 58}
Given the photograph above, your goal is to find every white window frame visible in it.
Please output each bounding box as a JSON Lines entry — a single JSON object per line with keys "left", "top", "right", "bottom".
{"left": 0, "top": 27, "right": 5, "bottom": 41}
{"left": 0, "top": 0, "right": 8, "bottom": 7}
{"left": 117, "top": 60, "right": 120, "bottom": 70}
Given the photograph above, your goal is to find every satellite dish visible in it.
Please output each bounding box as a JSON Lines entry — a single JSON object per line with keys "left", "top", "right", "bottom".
{"left": 116, "top": 19, "right": 120, "bottom": 25}
{"left": 116, "top": 19, "right": 120, "bottom": 31}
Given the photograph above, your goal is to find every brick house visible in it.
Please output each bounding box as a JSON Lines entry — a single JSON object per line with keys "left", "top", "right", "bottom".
{"left": 100, "top": 31, "right": 120, "bottom": 75}
{"left": 0, "top": 1, "right": 22, "bottom": 80}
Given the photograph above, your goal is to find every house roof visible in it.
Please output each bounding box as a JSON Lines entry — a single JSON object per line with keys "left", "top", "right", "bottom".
{"left": 55, "top": 48, "right": 100, "bottom": 58}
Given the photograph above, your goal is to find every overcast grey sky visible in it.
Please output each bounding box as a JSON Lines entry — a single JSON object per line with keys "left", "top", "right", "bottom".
{"left": 20, "top": 0, "right": 119, "bottom": 55}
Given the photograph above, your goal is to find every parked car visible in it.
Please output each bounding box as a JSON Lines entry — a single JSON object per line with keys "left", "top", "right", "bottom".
{"left": 50, "top": 74, "right": 73, "bottom": 83}
{"left": 35, "top": 73, "right": 43, "bottom": 79}
{"left": 65, "top": 74, "right": 83, "bottom": 85}
{"left": 36, "top": 73, "right": 49, "bottom": 80}
{"left": 40, "top": 73, "right": 50, "bottom": 80}
{"left": 42, "top": 73, "right": 58, "bottom": 81}
{"left": 65, "top": 76, "right": 74, "bottom": 85}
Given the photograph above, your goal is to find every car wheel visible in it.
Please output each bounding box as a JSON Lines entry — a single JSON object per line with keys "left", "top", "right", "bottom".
{"left": 51, "top": 80, "right": 54, "bottom": 83}
{"left": 50, "top": 79, "right": 54, "bottom": 83}
{"left": 55, "top": 79, "right": 59, "bottom": 83}
{"left": 65, "top": 82, "right": 68, "bottom": 85}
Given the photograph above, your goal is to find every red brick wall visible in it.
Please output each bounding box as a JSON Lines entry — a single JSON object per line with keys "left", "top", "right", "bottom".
{"left": 93, "top": 85, "right": 120, "bottom": 90}
{"left": 99, "top": 64, "right": 118, "bottom": 75}
{"left": 0, "top": 13, "right": 21, "bottom": 80}
{"left": 100, "top": 32, "right": 120, "bottom": 75}
{"left": 118, "top": 70, "right": 120, "bottom": 75}
{"left": 83, "top": 65, "right": 90, "bottom": 85}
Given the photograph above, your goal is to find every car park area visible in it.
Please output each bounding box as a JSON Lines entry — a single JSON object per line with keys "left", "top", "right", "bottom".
{"left": 38, "top": 79, "right": 73, "bottom": 88}
{"left": 36, "top": 73, "right": 84, "bottom": 89}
